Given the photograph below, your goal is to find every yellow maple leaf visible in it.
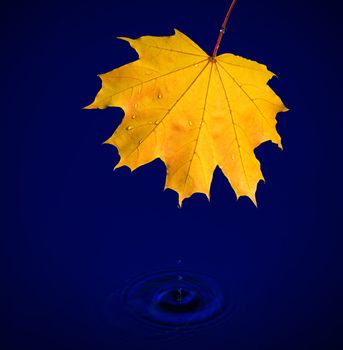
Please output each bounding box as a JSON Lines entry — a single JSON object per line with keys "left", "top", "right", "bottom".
{"left": 86, "top": 27, "right": 287, "bottom": 206}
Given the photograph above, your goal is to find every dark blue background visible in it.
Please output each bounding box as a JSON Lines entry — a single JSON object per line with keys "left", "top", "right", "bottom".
{"left": 3, "top": 0, "right": 342, "bottom": 349}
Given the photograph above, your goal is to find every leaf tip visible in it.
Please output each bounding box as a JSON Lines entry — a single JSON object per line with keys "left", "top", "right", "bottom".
{"left": 178, "top": 196, "right": 184, "bottom": 208}
{"left": 116, "top": 36, "right": 132, "bottom": 43}
{"left": 237, "top": 193, "right": 258, "bottom": 207}
{"left": 251, "top": 195, "right": 258, "bottom": 208}
{"left": 113, "top": 158, "right": 129, "bottom": 172}
{"left": 83, "top": 101, "right": 97, "bottom": 109}
{"left": 176, "top": 194, "right": 184, "bottom": 208}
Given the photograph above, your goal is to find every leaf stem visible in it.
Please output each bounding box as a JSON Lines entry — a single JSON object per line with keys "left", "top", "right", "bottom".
{"left": 212, "top": 0, "right": 237, "bottom": 58}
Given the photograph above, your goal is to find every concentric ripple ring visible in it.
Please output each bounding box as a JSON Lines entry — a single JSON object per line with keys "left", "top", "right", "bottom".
{"left": 122, "top": 270, "right": 228, "bottom": 328}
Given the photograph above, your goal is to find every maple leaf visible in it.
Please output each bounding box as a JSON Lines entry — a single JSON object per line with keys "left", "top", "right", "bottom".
{"left": 86, "top": 22, "right": 287, "bottom": 206}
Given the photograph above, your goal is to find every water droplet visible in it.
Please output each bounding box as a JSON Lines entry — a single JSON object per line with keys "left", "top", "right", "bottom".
{"left": 177, "top": 288, "right": 183, "bottom": 302}
{"left": 131, "top": 115, "right": 136, "bottom": 119}
{"left": 231, "top": 155, "right": 235, "bottom": 160}
{"left": 134, "top": 103, "right": 138, "bottom": 108}
{"left": 188, "top": 120, "right": 193, "bottom": 126}
{"left": 194, "top": 64, "right": 199, "bottom": 67}
{"left": 201, "top": 121, "right": 205, "bottom": 126}
{"left": 158, "top": 93, "right": 163, "bottom": 99}
{"left": 139, "top": 140, "right": 143, "bottom": 144}
{"left": 154, "top": 120, "right": 159, "bottom": 125}
{"left": 126, "top": 126, "right": 133, "bottom": 130}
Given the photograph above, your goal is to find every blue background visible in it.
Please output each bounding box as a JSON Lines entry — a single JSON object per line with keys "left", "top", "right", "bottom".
{"left": 3, "top": 0, "right": 342, "bottom": 349}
